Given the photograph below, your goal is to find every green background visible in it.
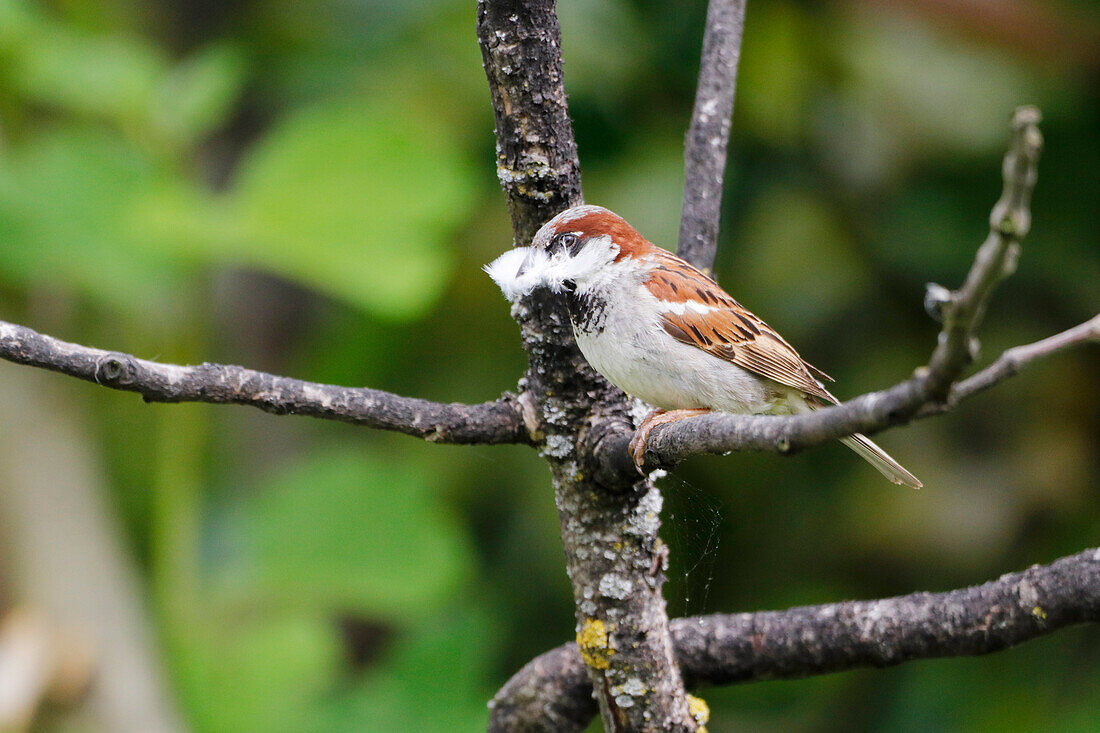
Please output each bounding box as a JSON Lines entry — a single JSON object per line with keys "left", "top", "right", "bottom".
{"left": 0, "top": 0, "right": 1097, "bottom": 730}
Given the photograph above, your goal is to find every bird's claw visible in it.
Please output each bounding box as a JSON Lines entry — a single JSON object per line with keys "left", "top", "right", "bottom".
{"left": 628, "top": 409, "right": 666, "bottom": 473}
{"left": 628, "top": 429, "right": 650, "bottom": 473}
{"left": 627, "top": 408, "right": 710, "bottom": 474}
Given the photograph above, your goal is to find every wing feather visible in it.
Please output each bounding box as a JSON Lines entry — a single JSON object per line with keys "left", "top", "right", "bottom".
{"left": 646, "top": 251, "right": 834, "bottom": 403}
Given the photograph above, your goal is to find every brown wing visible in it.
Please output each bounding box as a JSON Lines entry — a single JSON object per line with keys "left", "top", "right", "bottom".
{"left": 645, "top": 250, "right": 836, "bottom": 403}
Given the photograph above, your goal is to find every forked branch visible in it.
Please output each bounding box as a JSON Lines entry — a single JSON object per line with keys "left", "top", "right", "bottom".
{"left": 592, "top": 107, "right": 1063, "bottom": 480}
{"left": 924, "top": 105, "right": 1044, "bottom": 397}
{"left": 922, "top": 313, "right": 1100, "bottom": 414}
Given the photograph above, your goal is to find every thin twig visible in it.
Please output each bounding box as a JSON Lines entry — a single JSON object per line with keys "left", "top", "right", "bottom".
{"left": 489, "top": 547, "right": 1100, "bottom": 732}
{"left": 941, "top": 313, "right": 1100, "bottom": 408}
{"left": 924, "top": 106, "right": 1043, "bottom": 397}
{"left": 0, "top": 320, "right": 534, "bottom": 445}
{"left": 677, "top": 0, "right": 747, "bottom": 272}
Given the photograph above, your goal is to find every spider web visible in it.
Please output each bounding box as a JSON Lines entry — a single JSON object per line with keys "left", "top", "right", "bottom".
{"left": 461, "top": 446, "right": 725, "bottom": 617}
{"left": 658, "top": 474, "right": 725, "bottom": 618}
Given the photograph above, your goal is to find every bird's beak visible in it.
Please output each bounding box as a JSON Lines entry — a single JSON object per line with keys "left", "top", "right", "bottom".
{"left": 516, "top": 248, "right": 536, "bottom": 278}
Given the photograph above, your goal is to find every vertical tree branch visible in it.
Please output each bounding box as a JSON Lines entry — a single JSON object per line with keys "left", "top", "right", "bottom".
{"left": 924, "top": 106, "right": 1043, "bottom": 398}
{"left": 677, "top": 0, "right": 747, "bottom": 272}
{"left": 478, "top": 2, "right": 698, "bottom": 730}
{"left": 477, "top": 0, "right": 584, "bottom": 246}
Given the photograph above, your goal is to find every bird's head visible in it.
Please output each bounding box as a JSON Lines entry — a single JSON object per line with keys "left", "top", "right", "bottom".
{"left": 485, "top": 205, "right": 653, "bottom": 301}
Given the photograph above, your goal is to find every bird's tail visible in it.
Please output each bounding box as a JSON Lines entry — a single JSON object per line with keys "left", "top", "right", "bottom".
{"left": 798, "top": 393, "right": 921, "bottom": 489}
{"left": 839, "top": 433, "right": 922, "bottom": 489}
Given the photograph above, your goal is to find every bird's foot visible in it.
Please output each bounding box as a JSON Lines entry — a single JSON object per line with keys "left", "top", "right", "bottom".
{"left": 629, "top": 408, "right": 711, "bottom": 471}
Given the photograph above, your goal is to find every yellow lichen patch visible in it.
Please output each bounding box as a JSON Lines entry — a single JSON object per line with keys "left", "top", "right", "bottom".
{"left": 576, "top": 618, "right": 614, "bottom": 670}
{"left": 686, "top": 693, "right": 710, "bottom": 731}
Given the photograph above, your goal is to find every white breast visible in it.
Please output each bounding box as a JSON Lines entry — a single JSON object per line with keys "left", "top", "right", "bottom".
{"left": 572, "top": 265, "right": 777, "bottom": 414}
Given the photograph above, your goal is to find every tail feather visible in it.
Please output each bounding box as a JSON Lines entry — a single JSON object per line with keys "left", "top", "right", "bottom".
{"left": 798, "top": 394, "right": 921, "bottom": 489}
{"left": 840, "top": 433, "right": 922, "bottom": 489}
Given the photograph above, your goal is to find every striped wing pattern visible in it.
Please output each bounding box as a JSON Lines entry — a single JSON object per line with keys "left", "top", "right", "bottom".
{"left": 645, "top": 250, "right": 835, "bottom": 403}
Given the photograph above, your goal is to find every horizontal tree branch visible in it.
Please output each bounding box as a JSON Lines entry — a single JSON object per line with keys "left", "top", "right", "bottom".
{"left": 489, "top": 547, "right": 1100, "bottom": 732}
{"left": 0, "top": 320, "right": 535, "bottom": 445}
{"left": 591, "top": 314, "right": 1098, "bottom": 481}
{"left": 677, "top": 0, "right": 747, "bottom": 272}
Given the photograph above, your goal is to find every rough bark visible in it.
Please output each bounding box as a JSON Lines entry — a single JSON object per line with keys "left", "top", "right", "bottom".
{"left": 489, "top": 547, "right": 1100, "bottom": 731}
{"left": 478, "top": 2, "right": 698, "bottom": 729}
{"left": 477, "top": 0, "right": 583, "bottom": 246}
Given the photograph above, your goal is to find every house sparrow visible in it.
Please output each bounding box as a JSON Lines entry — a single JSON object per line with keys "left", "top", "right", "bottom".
{"left": 486, "top": 205, "right": 921, "bottom": 488}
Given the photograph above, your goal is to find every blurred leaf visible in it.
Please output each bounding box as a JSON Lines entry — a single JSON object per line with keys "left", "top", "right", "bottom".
{"left": 875, "top": 183, "right": 985, "bottom": 280}
{"left": 0, "top": 0, "right": 165, "bottom": 124}
{"left": 222, "top": 99, "right": 473, "bottom": 318}
{"left": 736, "top": 1, "right": 815, "bottom": 145}
{"left": 225, "top": 448, "right": 474, "bottom": 618}
{"left": 382, "top": 4, "right": 500, "bottom": 130}
{"left": 0, "top": 0, "right": 40, "bottom": 42}
{"left": 831, "top": 10, "right": 1055, "bottom": 163}
{"left": 586, "top": 129, "right": 683, "bottom": 248}
{"left": 187, "top": 445, "right": 491, "bottom": 731}
{"left": 138, "top": 97, "right": 478, "bottom": 319}
{"left": 183, "top": 614, "right": 341, "bottom": 733}
{"left": 558, "top": 0, "right": 648, "bottom": 99}
{"left": 728, "top": 185, "right": 870, "bottom": 335}
{"left": 183, "top": 602, "right": 498, "bottom": 733}
{"left": 306, "top": 605, "right": 498, "bottom": 733}
{"left": 153, "top": 42, "right": 249, "bottom": 148}
{"left": 0, "top": 126, "right": 190, "bottom": 311}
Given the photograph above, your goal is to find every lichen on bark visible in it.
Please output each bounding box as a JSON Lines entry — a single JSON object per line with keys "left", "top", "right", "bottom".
{"left": 477, "top": 1, "right": 699, "bottom": 729}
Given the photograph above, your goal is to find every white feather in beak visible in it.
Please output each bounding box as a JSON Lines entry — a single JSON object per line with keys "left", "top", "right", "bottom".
{"left": 484, "top": 247, "right": 554, "bottom": 302}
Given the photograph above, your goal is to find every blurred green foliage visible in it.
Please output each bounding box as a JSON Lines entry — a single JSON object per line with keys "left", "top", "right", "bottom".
{"left": 0, "top": 0, "right": 1097, "bottom": 731}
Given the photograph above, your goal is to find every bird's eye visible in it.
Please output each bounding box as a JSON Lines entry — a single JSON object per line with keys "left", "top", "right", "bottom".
{"left": 549, "top": 231, "right": 581, "bottom": 254}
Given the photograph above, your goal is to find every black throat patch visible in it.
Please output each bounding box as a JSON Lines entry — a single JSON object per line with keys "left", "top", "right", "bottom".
{"left": 566, "top": 286, "right": 608, "bottom": 335}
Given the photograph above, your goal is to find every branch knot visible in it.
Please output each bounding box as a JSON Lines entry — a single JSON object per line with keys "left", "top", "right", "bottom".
{"left": 923, "top": 283, "right": 953, "bottom": 323}
{"left": 94, "top": 353, "right": 135, "bottom": 386}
